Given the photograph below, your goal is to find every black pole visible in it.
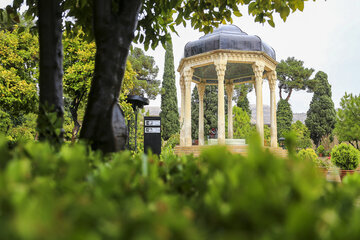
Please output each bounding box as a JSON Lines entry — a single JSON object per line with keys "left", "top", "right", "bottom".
{"left": 134, "top": 107, "right": 138, "bottom": 151}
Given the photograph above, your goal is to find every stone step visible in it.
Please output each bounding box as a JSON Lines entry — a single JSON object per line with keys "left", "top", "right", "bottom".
{"left": 174, "top": 145, "right": 288, "bottom": 158}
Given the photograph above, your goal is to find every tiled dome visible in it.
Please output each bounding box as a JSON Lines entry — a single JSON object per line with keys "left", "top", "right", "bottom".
{"left": 184, "top": 25, "right": 276, "bottom": 60}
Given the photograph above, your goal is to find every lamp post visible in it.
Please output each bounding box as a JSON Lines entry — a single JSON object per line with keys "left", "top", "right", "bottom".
{"left": 126, "top": 95, "right": 149, "bottom": 151}
{"left": 279, "top": 137, "right": 285, "bottom": 149}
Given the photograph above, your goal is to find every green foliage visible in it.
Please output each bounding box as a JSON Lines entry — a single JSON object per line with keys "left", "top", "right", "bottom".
{"left": 4, "top": 133, "right": 360, "bottom": 238}
{"left": 160, "top": 40, "right": 179, "bottom": 140}
{"left": 4, "top": 134, "right": 360, "bottom": 239}
{"left": 191, "top": 85, "right": 228, "bottom": 140}
{"left": 331, "top": 143, "right": 360, "bottom": 170}
{"left": 0, "top": 27, "right": 38, "bottom": 118}
{"left": 63, "top": 29, "right": 95, "bottom": 140}
{"left": 291, "top": 120, "right": 312, "bottom": 149}
{"left": 191, "top": 86, "right": 200, "bottom": 140}
{"left": 234, "top": 83, "right": 252, "bottom": 116}
{"left": 276, "top": 99, "right": 293, "bottom": 139}
{"left": 37, "top": 103, "right": 64, "bottom": 147}
{"left": 7, "top": 112, "right": 37, "bottom": 143}
{"left": 317, "top": 145, "right": 325, "bottom": 155}
{"left": 163, "top": 132, "right": 180, "bottom": 150}
{"left": 264, "top": 124, "right": 271, "bottom": 146}
{"left": 63, "top": 29, "right": 138, "bottom": 142}
{"left": 128, "top": 47, "right": 160, "bottom": 99}
{"left": 276, "top": 57, "right": 314, "bottom": 101}
{"left": 0, "top": 108, "right": 12, "bottom": 134}
{"left": 127, "top": 110, "right": 145, "bottom": 153}
{"left": 0, "top": 6, "right": 36, "bottom": 32}
{"left": 233, "top": 106, "right": 255, "bottom": 141}
{"left": 334, "top": 93, "right": 360, "bottom": 149}
{"left": 305, "top": 71, "right": 336, "bottom": 146}
{"left": 297, "top": 148, "right": 322, "bottom": 167}
{"left": 63, "top": 29, "right": 95, "bottom": 106}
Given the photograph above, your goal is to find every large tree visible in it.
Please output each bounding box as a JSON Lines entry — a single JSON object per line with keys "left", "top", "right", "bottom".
{"left": 128, "top": 47, "right": 160, "bottom": 100}
{"left": 334, "top": 93, "right": 360, "bottom": 149}
{"left": 276, "top": 99, "right": 293, "bottom": 139}
{"left": 305, "top": 71, "right": 336, "bottom": 147}
{"left": 6, "top": 0, "right": 316, "bottom": 152}
{"left": 277, "top": 57, "right": 314, "bottom": 101}
{"left": 160, "top": 40, "right": 179, "bottom": 140}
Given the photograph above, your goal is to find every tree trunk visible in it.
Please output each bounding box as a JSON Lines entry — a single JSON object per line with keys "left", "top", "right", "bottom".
{"left": 70, "top": 97, "right": 81, "bottom": 142}
{"left": 37, "top": 0, "right": 64, "bottom": 144}
{"left": 80, "top": 0, "right": 142, "bottom": 153}
{"left": 285, "top": 88, "right": 293, "bottom": 102}
{"left": 279, "top": 87, "right": 283, "bottom": 100}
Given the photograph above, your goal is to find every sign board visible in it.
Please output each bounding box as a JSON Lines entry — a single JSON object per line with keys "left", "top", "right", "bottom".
{"left": 144, "top": 120, "right": 160, "bottom": 126}
{"left": 144, "top": 116, "right": 161, "bottom": 155}
{"left": 145, "top": 127, "right": 161, "bottom": 133}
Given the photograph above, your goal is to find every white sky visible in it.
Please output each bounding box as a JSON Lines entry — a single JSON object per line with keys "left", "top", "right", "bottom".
{"left": 138, "top": 0, "right": 360, "bottom": 113}
{"left": 2, "top": 0, "right": 359, "bottom": 113}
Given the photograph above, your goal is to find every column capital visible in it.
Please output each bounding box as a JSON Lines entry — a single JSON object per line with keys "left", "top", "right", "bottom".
{"left": 252, "top": 62, "right": 265, "bottom": 80}
{"left": 213, "top": 54, "right": 227, "bottom": 78}
{"left": 267, "top": 71, "right": 277, "bottom": 91}
{"left": 225, "top": 83, "right": 234, "bottom": 97}
{"left": 197, "top": 82, "right": 206, "bottom": 98}
{"left": 184, "top": 66, "right": 193, "bottom": 79}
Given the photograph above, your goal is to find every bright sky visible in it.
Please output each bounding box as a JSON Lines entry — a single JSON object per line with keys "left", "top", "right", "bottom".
{"left": 2, "top": 0, "right": 360, "bottom": 113}
{"left": 139, "top": 0, "right": 360, "bottom": 113}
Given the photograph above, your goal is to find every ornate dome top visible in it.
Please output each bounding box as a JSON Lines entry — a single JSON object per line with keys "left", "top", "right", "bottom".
{"left": 184, "top": 25, "right": 276, "bottom": 60}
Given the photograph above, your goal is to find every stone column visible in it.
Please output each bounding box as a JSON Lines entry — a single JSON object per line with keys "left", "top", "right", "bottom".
{"left": 213, "top": 54, "right": 227, "bottom": 145}
{"left": 184, "top": 67, "right": 193, "bottom": 146}
{"left": 268, "top": 71, "right": 278, "bottom": 147}
{"left": 197, "top": 82, "right": 206, "bottom": 145}
{"left": 179, "top": 75, "right": 185, "bottom": 146}
{"left": 225, "top": 83, "right": 234, "bottom": 139}
{"left": 252, "top": 62, "right": 265, "bottom": 145}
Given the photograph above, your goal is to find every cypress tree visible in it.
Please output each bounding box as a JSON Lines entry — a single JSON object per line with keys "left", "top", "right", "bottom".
{"left": 276, "top": 99, "right": 293, "bottom": 139}
{"left": 305, "top": 71, "right": 336, "bottom": 146}
{"left": 160, "top": 39, "right": 179, "bottom": 140}
{"left": 191, "top": 85, "right": 227, "bottom": 140}
{"left": 235, "top": 84, "right": 252, "bottom": 116}
{"left": 191, "top": 86, "right": 199, "bottom": 140}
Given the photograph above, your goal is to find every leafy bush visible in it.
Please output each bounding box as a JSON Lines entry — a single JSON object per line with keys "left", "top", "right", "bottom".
{"left": 298, "top": 148, "right": 317, "bottom": 162}
{"left": 331, "top": 143, "right": 360, "bottom": 170}
{"left": 163, "top": 132, "right": 179, "bottom": 149}
{"left": 317, "top": 145, "right": 325, "bottom": 155}
{"left": 291, "top": 120, "right": 312, "bottom": 149}
{"left": 297, "top": 148, "right": 327, "bottom": 169}
{"left": 2, "top": 135, "right": 360, "bottom": 239}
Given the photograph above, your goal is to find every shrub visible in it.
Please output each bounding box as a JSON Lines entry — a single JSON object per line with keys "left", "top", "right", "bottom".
{"left": 297, "top": 148, "right": 325, "bottom": 168}
{"left": 163, "top": 132, "right": 179, "bottom": 149}
{"left": 3, "top": 135, "right": 360, "bottom": 239}
{"left": 317, "top": 145, "right": 325, "bottom": 155}
{"left": 331, "top": 143, "right": 360, "bottom": 170}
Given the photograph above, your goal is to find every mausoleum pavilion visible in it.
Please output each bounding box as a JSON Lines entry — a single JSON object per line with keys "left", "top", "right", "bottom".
{"left": 177, "top": 25, "right": 278, "bottom": 147}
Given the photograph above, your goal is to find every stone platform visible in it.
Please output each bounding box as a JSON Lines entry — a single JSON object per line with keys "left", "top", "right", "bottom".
{"left": 208, "top": 138, "right": 246, "bottom": 145}
{"left": 174, "top": 145, "right": 288, "bottom": 158}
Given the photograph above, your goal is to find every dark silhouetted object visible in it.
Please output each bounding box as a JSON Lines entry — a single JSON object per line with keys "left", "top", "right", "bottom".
{"left": 144, "top": 116, "right": 161, "bottom": 155}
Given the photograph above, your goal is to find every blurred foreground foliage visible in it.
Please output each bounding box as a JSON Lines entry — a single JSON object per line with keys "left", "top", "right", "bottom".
{"left": 1, "top": 135, "right": 360, "bottom": 240}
